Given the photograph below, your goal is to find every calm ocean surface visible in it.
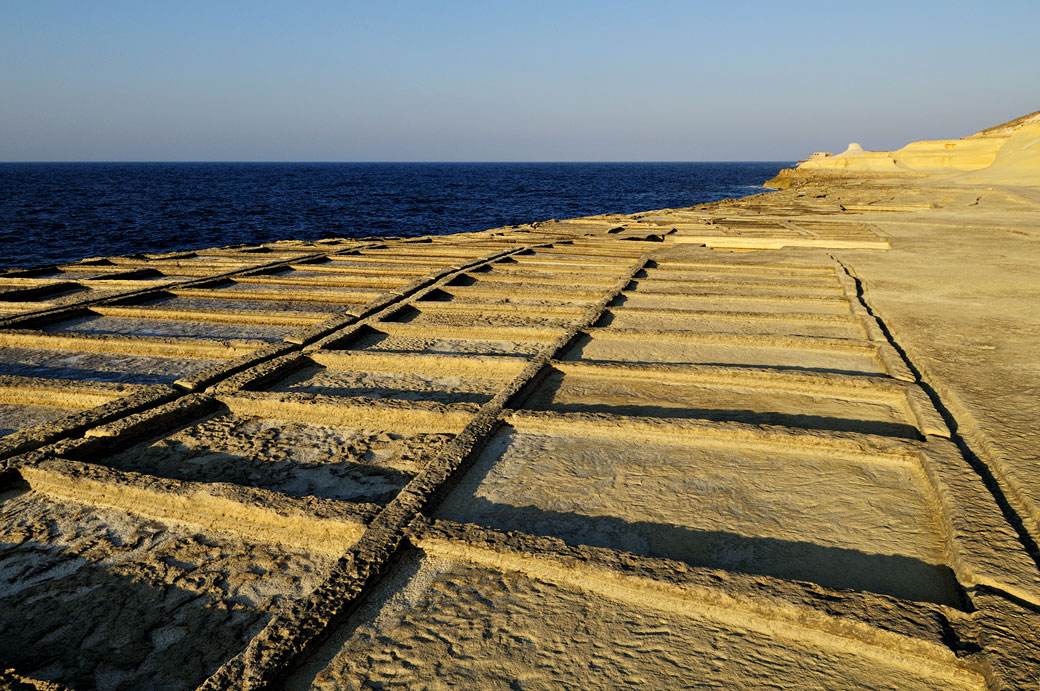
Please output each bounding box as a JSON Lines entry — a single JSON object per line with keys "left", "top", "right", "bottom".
{"left": 0, "top": 162, "right": 789, "bottom": 270}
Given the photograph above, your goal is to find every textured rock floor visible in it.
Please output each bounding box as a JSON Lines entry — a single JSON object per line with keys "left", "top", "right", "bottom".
{"left": 1, "top": 176, "right": 1039, "bottom": 690}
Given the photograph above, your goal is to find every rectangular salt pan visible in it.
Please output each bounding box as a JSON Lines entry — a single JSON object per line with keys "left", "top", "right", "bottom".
{"left": 437, "top": 427, "right": 959, "bottom": 605}
{"left": 42, "top": 313, "right": 296, "bottom": 342}
{"left": 0, "top": 490, "right": 334, "bottom": 691}
{"left": 297, "top": 552, "right": 981, "bottom": 690}
{"left": 95, "top": 412, "right": 452, "bottom": 500}
{"left": 0, "top": 346, "right": 215, "bottom": 385}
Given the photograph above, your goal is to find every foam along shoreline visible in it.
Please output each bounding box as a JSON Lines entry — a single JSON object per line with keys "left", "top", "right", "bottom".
{"left": 1, "top": 111, "right": 1039, "bottom": 689}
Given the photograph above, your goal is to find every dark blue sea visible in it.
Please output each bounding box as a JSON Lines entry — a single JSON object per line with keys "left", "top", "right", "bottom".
{"left": 0, "top": 162, "right": 789, "bottom": 270}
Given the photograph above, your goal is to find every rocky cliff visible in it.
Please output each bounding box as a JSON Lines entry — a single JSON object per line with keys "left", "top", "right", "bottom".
{"left": 768, "top": 109, "right": 1040, "bottom": 187}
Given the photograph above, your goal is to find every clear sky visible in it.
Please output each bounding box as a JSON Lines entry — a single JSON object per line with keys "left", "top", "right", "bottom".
{"left": 2, "top": 0, "right": 1038, "bottom": 161}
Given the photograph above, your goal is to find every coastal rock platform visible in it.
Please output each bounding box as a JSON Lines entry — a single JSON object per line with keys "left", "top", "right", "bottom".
{"left": 2, "top": 135, "right": 1040, "bottom": 688}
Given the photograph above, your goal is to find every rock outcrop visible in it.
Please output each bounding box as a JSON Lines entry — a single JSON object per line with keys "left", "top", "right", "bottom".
{"left": 769, "top": 109, "right": 1040, "bottom": 187}
{"left": 3, "top": 115, "right": 1040, "bottom": 691}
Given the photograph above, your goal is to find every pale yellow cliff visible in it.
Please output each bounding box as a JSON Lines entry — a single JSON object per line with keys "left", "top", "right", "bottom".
{"left": 954, "top": 113, "right": 1040, "bottom": 185}
{"left": 791, "top": 109, "right": 1040, "bottom": 185}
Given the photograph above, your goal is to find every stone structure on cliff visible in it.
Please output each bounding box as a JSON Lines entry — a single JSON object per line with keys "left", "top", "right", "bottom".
{"left": 1, "top": 111, "right": 1039, "bottom": 690}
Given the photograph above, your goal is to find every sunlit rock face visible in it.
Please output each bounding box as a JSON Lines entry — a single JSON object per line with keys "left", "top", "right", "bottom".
{"left": 791, "top": 110, "right": 1040, "bottom": 182}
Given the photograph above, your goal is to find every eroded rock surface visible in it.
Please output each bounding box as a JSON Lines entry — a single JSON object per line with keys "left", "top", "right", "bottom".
{"left": 1, "top": 115, "right": 1039, "bottom": 689}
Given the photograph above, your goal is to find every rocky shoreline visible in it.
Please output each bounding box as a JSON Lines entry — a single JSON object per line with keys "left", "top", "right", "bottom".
{"left": 1, "top": 112, "right": 1039, "bottom": 690}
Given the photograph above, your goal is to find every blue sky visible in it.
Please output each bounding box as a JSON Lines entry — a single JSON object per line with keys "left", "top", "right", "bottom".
{"left": 1, "top": 0, "right": 1037, "bottom": 161}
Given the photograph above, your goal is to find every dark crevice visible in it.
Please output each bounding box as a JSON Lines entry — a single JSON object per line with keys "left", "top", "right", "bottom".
{"left": 835, "top": 259, "right": 1040, "bottom": 575}
{"left": 972, "top": 583, "right": 1040, "bottom": 615}
{"left": 938, "top": 615, "right": 982, "bottom": 656}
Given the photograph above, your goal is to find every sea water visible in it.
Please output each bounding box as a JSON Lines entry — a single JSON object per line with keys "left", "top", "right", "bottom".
{"left": 0, "top": 162, "right": 788, "bottom": 270}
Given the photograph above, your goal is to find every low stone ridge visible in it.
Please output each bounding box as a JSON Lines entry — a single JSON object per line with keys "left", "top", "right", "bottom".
{"left": 1, "top": 114, "right": 1040, "bottom": 689}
